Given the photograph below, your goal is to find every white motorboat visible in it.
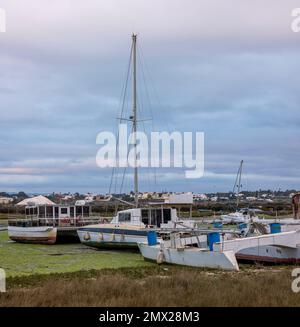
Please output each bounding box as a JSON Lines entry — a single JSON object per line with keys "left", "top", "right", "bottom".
{"left": 221, "top": 210, "right": 254, "bottom": 224}
{"left": 221, "top": 161, "right": 259, "bottom": 224}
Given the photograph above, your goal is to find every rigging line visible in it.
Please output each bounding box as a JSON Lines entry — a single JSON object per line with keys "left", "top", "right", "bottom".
{"left": 108, "top": 166, "right": 116, "bottom": 195}
{"left": 137, "top": 46, "right": 160, "bottom": 189}
{"left": 137, "top": 44, "right": 157, "bottom": 188}
{"left": 137, "top": 96, "right": 156, "bottom": 192}
{"left": 134, "top": 56, "right": 150, "bottom": 192}
{"left": 135, "top": 63, "right": 153, "bottom": 192}
{"left": 136, "top": 93, "right": 152, "bottom": 192}
{"left": 119, "top": 123, "right": 134, "bottom": 195}
{"left": 109, "top": 42, "right": 133, "bottom": 195}
{"left": 137, "top": 49, "right": 150, "bottom": 133}
{"left": 138, "top": 44, "right": 170, "bottom": 133}
{"left": 120, "top": 43, "right": 134, "bottom": 120}
{"left": 137, "top": 44, "right": 154, "bottom": 126}
{"left": 110, "top": 64, "right": 130, "bottom": 195}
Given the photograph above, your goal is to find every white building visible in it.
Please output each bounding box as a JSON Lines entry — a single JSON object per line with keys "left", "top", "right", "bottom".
{"left": 246, "top": 196, "right": 257, "bottom": 201}
{"left": 62, "top": 195, "right": 74, "bottom": 201}
{"left": 84, "top": 195, "right": 95, "bottom": 203}
{"left": 165, "top": 193, "right": 193, "bottom": 205}
{"left": 0, "top": 197, "right": 13, "bottom": 205}
{"left": 193, "top": 193, "right": 208, "bottom": 201}
{"left": 16, "top": 195, "right": 55, "bottom": 206}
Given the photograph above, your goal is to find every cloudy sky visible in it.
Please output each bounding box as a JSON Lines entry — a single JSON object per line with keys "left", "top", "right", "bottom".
{"left": 0, "top": 0, "right": 300, "bottom": 194}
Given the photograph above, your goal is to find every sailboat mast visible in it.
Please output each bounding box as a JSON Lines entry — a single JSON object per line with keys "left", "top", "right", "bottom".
{"left": 236, "top": 160, "right": 243, "bottom": 207}
{"left": 132, "top": 34, "right": 138, "bottom": 207}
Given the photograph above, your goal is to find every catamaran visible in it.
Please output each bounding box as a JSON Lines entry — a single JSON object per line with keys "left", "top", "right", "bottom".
{"left": 78, "top": 35, "right": 197, "bottom": 249}
{"left": 138, "top": 230, "right": 240, "bottom": 271}
{"left": 138, "top": 222, "right": 300, "bottom": 270}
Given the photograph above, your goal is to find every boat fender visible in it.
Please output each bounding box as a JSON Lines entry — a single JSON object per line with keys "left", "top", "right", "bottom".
{"left": 83, "top": 232, "right": 91, "bottom": 241}
{"left": 98, "top": 233, "right": 103, "bottom": 241}
{"left": 121, "top": 233, "right": 125, "bottom": 241}
{"left": 156, "top": 250, "right": 164, "bottom": 265}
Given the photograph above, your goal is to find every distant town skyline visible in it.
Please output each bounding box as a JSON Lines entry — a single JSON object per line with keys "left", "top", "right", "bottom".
{"left": 0, "top": 1, "right": 300, "bottom": 193}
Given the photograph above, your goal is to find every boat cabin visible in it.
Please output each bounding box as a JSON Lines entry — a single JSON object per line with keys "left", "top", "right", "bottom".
{"left": 25, "top": 204, "right": 91, "bottom": 220}
{"left": 9, "top": 204, "right": 92, "bottom": 228}
{"left": 112, "top": 207, "right": 176, "bottom": 227}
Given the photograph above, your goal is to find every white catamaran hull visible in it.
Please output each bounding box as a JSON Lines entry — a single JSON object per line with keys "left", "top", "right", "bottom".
{"left": 138, "top": 243, "right": 239, "bottom": 271}
{"left": 214, "top": 230, "right": 300, "bottom": 264}
{"left": 8, "top": 226, "right": 57, "bottom": 244}
{"left": 236, "top": 245, "right": 300, "bottom": 263}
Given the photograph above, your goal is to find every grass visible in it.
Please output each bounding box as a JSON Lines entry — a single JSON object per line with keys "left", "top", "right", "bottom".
{"left": 1, "top": 231, "right": 300, "bottom": 306}
{"left": 0, "top": 213, "right": 8, "bottom": 220}
{"left": 0, "top": 231, "right": 152, "bottom": 277}
{"left": 1, "top": 266, "right": 300, "bottom": 306}
{"left": 0, "top": 213, "right": 7, "bottom": 227}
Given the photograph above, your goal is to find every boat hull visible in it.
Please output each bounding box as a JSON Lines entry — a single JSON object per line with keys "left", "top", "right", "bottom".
{"left": 138, "top": 243, "right": 239, "bottom": 271}
{"left": 78, "top": 225, "right": 202, "bottom": 249}
{"left": 236, "top": 245, "right": 300, "bottom": 264}
{"left": 77, "top": 225, "right": 149, "bottom": 249}
{"left": 214, "top": 230, "right": 300, "bottom": 264}
{"left": 8, "top": 226, "right": 57, "bottom": 244}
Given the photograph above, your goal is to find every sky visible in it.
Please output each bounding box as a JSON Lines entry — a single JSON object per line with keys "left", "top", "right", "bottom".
{"left": 0, "top": 0, "right": 300, "bottom": 194}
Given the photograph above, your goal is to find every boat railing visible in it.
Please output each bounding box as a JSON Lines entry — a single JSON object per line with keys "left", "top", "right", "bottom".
{"left": 8, "top": 216, "right": 111, "bottom": 228}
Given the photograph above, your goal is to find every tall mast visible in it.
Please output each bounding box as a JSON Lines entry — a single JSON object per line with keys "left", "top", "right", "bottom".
{"left": 132, "top": 34, "right": 138, "bottom": 207}
{"left": 236, "top": 160, "right": 243, "bottom": 208}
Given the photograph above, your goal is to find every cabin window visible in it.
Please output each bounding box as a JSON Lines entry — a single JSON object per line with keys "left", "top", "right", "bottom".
{"left": 25, "top": 207, "right": 37, "bottom": 216}
{"left": 61, "top": 208, "right": 68, "bottom": 214}
{"left": 83, "top": 206, "right": 90, "bottom": 217}
{"left": 141, "top": 209, "right": 149, "bottom": 225}
{"left": 148, "top": 209, "right": 171, "bottom": 227}
{"left": 46, "top": 206, "right": 53, "bottom": 218}
{"left": 70, "top": 207, "right": 74, "bottom": 218}
{"left": 163, "top": 209, "right": 171, "bottom": 222}
{"left": 54, "top": 206, "right": 59, "bottom": 218}
{"left": 118, "top": 212, "right": 131, "bottom": 222}
{"left": 150, "top": 209, "right": 162, "bottom": 227}
{"left": 39, "top": 206, "right": 45, "bottom": 217}
{"left": 76, "top": 206, "right": 83, "bottom": 216}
